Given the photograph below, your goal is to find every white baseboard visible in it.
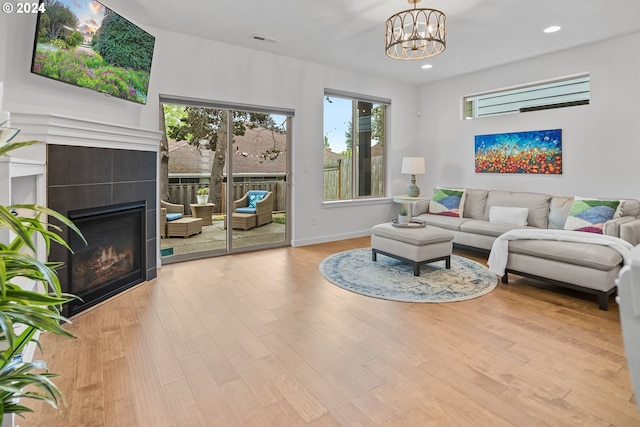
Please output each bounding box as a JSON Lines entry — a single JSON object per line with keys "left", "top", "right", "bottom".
{"left": 291, "top": 229, "right": 372, "bottom": 247}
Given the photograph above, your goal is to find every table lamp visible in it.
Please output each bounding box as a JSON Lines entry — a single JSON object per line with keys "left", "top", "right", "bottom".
{"left": 401, "top": 157, "right": 425, "bottom": 197}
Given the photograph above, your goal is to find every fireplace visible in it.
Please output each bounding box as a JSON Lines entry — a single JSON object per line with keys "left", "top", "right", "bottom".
{"left": 8, "top": 114, "right": 160, "bottom": 317}
{"left": 67, "top": 202, "right": 146, "bottom": 315}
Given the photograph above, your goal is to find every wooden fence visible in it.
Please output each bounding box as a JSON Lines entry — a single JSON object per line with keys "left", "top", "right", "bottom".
{"left": 168, "top": 180, "right": 286, "bottom": 214}
{"left": 168, "top": 155, "right": 383, "bottom": 213}
{"left": 323, "top": 156, "right": 383, "bottom": 200}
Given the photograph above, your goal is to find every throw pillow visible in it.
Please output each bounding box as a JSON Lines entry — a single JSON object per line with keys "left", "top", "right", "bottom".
{"left": 429, "top": 188, "right": 466, "bottom": 217}
{"left": 573, "top": 196, "right": 624, "bottom": 218}
{"left": 248, "top": 193, "right": 265, "bottom": 209}
{"left": 563, "top": 197, "right": 621, "bottom": 234}
{"left": 489, "top": 206, "right": 529, "bottom": 226}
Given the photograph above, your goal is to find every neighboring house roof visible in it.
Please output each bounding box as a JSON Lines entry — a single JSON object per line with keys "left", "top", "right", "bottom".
{"left": 168, "top": 126, "right": 287, "bottom": 175}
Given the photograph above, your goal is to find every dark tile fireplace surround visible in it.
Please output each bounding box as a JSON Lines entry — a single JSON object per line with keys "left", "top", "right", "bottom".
{"left": 47, "top": 145, "right": 157, "bottom": 316}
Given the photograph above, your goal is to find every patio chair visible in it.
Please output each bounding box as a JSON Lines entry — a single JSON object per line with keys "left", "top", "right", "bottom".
{"left": 233, "top": 190, "right": 273, "bottom": 227}
{"left": 160, "top": 200, "right": 184, "bottom": 237}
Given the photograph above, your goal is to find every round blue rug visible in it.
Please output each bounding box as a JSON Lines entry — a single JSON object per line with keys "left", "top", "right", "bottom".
{"left": 319, "top": 248, "right": 498, "bottom": 303}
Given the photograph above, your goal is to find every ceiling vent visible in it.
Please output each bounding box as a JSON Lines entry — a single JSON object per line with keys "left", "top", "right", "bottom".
{"left": 251, "top": 34, "right": 277, "bottom": 43}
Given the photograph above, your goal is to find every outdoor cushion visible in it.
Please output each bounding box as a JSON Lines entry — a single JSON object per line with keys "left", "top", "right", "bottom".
{"left": 248, "top": 190, "right": 268, "bottom": 208}
{"left": 236, "top": 207, "right": 256, "bottom": 214}
{"left": 166, "top": 213, "right": 183, "bottom": 221}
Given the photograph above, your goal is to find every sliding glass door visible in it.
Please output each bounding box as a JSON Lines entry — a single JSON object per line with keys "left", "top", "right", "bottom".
{"left": 159, "top": 99, "right": 291, "bottom": 263}
{"left": 228, "top": 110, "right": 288, "bottom": 251}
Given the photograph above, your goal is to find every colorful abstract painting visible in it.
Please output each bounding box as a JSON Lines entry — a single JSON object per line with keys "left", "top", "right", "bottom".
{"left": 475, "top": 129, "right": 562, "bottom": 174}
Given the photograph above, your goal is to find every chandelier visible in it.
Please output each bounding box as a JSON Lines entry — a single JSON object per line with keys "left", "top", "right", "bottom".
{"left": 385, "top": 0, "right": 446, "bottom": 60}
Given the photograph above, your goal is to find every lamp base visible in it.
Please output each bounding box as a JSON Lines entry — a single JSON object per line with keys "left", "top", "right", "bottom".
{"left": 407, "top": 184, "right": 420, "bottom": 197}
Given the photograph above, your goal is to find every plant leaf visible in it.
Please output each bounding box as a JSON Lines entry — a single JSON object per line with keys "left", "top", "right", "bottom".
{"left": 0, "top": 140, "right": 40, "bottom": 157}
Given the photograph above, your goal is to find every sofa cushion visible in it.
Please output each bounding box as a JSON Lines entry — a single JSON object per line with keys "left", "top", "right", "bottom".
{"left": 413, "top": 199, "right": 430, "bottom": 215}
{"left": 166, "top": 213, "right": 183, "bottom": 221}
{"left": 429, "top": 188, "right": 466, "bottom": 217}
{"left": 489, "top": 206, "right": 529, "bottom": 226}
{"left": 483, "top": 190, "right": 551, "bottom": 229}
{"left": 564, "top": 197, "right": 621, "bottom": 234}
{"left": 463, "top": 189, "right": 489, "bottom": 219}
{"left": 413, "top": 213, "right": 472, "bottom": 231}
{"left": 549, "top": 196, "right": 573, "bottom": 229}
{"left": 460, "top": 219, "right": 533, "bottom": 237}
{"left": 621, "top": 199, "right": 640, "bottom": 218}
{"left": 604, "top": 216, "right": 637, "bottom": 237}
{"left": 508, "top": 239, "right": 623, "bottom": 271}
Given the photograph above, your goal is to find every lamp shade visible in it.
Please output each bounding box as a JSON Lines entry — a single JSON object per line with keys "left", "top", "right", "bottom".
{"left": 401, "top": 157, "right": 425, "bottom": 175}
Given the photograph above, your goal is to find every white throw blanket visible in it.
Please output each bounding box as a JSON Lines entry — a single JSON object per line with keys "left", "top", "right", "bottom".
{"left": 488, "top": 229, "right": 634, "bottom": 276}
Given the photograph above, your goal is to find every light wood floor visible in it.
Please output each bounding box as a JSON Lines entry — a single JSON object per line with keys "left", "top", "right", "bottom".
{"left": 22, "top": 237, "right": 640, "bottom": 427}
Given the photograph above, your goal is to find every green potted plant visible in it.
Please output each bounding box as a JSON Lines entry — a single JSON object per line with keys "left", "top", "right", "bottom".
{"left": 398, "top": 207, "right": 410, "bottom": 224}
{"left": 0, "top": 140, "right": 83, "bottom": 423}
{"left": 196, "top": 187, "right": 209, "bottom": 204}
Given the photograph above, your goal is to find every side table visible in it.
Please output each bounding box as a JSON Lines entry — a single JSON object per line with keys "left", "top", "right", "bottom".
{"left": 392, "top": 194, "right": 427, "bottom": 218}
{"left": 189, "top": 203, "right": 215, "bottom": 226}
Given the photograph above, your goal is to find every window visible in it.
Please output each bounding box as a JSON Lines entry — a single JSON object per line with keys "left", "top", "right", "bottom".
{"left": 323, "top": 90, "right": 388, "bottom": 201}
{"left": 464, "top": 74, "right": 589, "bottom": 120}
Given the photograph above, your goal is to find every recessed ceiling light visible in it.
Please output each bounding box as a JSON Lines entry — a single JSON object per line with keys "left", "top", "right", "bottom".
{"left": 544, "top": 26, "right": 562, "bottom": 33}
{"left": 421, "top": 64, "right": 433, "bottom": 69}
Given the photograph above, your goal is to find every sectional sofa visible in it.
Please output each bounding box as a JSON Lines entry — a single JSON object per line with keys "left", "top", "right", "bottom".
{"left": 411, "top": 189, "right": 640, "bottom": 309}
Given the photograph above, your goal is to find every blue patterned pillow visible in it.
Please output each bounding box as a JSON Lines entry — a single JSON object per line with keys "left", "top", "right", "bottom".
{"left": 429, "top": 188, "right": 466, "bottom": 217}
{"left": 248, "top": 193, "right": 265, "bottom": 209}
{"left": 563, "top": 197, "right": 621, "bottom": 234}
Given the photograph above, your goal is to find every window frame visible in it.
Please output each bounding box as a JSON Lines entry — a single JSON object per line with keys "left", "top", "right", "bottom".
{"left": 323, "top": 89, "right": 389, "bottom": 203}
{"left": 463, "top": 73, "right": 590, "bottom": 120}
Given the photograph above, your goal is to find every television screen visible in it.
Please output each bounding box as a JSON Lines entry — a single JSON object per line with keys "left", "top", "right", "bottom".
{"left": 31, "top": 0, "right": 155, "bottom": 105}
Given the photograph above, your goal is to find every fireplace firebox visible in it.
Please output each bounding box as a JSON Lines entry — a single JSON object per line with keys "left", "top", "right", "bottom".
{"left": 67, "top": 201, "right": 146, "bottom": 315}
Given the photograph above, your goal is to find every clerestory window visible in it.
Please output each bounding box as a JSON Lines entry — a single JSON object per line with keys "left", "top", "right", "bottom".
{"left": 464, "top": 74, "right": 590, "bottom": 120}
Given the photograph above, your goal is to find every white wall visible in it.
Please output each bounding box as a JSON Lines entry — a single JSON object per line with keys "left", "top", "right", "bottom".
{"left": 0, "top": 12, "right": 419, "bottom": 247}
{"left": 418, "top": 31, "right": 640, "bottom": 201}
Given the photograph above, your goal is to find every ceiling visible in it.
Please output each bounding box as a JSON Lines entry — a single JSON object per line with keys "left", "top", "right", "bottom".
{"left": 104, "top": 0, "right": 640, "bottom": 85}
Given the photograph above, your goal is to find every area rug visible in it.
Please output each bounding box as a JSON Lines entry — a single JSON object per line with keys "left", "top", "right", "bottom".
{"left": 319, "top": 248, "right": 498, "bottom": 303}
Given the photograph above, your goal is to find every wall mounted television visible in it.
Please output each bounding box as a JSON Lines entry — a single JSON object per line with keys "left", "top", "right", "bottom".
{"left": 31, "top": 0, "right": 155, "bottom": 105}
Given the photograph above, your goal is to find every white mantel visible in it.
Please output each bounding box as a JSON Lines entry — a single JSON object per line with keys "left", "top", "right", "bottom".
{"left": 0, "top": 156, "right": 46, "bottom": 262}
{"left": 4, "top": 111, "right": 163, "bottom": 271}
{"left": 8, "top": 111, "right": 161, "bottom": 161}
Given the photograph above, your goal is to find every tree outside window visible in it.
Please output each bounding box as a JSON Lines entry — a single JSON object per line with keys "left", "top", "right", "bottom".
{"left": 323, "top": 95, "right": 386, "bottom": 201}
{"left": 160, "top": 104, "right": 284, "bottom": 211}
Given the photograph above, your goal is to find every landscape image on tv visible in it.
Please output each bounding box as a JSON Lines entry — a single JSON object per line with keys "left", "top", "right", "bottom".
{"left": 31, "top": 0, "right": 155, "bottom": 104}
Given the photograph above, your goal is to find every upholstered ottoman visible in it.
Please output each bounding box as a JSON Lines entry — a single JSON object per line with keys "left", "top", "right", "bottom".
{"left": 371, "top": 223, "right": 455, "bottom": 276}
